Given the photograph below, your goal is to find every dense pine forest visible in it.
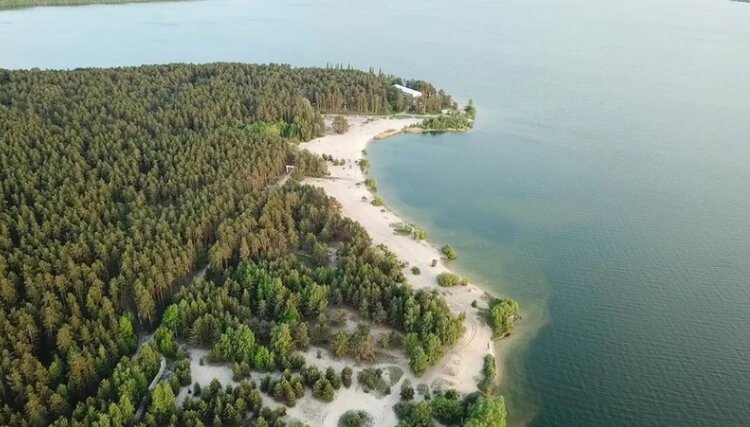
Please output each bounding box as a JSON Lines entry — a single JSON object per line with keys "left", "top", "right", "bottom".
{"left": 0, "top": 63, "right": 499, "bottom": 426}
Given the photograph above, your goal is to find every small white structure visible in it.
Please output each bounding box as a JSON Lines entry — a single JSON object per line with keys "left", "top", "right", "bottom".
{"left": 285, "top": 165, "right": 296, "bottom": 174}
{"left": 392, "top": 84, "right": 422, "bottom": 98}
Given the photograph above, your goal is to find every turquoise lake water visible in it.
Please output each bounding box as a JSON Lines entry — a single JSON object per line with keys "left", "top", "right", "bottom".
{"left": 2, "top": 0, "right": 750, "bottom": 425}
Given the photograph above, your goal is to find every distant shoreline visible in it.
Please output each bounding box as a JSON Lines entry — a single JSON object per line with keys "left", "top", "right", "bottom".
{"left": 0, "top": 0, "right": 187, "bottom": 10}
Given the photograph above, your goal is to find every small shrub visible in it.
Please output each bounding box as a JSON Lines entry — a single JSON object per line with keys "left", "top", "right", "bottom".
{"left": 441, "top": 244, "right": 457, "bottom": 260}
{"left": 342, "top": 367, "right": 353, "bottom": 388}
{"left": 339, "top": 410, "right": 371, "bottom": 427}
{"left": 437, "top": 272, "right": 468, "bottom": 287}
{"left": 364, "top": 178, "right": 378, "bottom": 192}
{"left": 411, "top": 266, "right": 421, "bottom": 275}
{"left": 357, "top": 368, "right": 384, "bottom": 393}
{"left": 359, "top": 159, "right": 370, "bottom": 173}
{"left": 332, "top": 115, "right": 349, "bottom": 134}
{"left": 400, "top": 384, "right": 415, "bottom": 401}
{"left": 411, "top": 227, "right": 428, "bottom": 240}
{"left": 478, "top": 353, "right": 497, "bottom": 393}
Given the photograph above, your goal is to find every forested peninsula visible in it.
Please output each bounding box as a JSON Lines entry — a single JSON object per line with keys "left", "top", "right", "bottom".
{"left": 0, "top": 64, "right": 507, "bottom": 426}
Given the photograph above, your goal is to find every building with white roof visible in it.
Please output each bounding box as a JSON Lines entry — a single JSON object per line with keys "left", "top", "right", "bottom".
{"left": 392, "top": 84, "right": 423, "bottom": 98}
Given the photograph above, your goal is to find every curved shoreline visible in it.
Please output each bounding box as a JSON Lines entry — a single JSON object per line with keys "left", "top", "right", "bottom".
{"left": 301, "top": 116, "right": 504, "bottom": 423}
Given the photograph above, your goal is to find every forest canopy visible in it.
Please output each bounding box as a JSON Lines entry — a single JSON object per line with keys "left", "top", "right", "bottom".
{"left": 0, "top": 63, "right": 461, "bottom": 426}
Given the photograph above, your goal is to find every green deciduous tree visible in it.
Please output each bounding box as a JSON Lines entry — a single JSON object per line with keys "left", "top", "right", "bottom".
{"left": 150, "top": 383, "right": 176, "bottom": 424}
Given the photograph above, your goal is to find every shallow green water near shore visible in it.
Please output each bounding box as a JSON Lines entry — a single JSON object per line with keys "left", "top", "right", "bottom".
{"left": 2, "top": 0, "right": 750, "bottom": 425}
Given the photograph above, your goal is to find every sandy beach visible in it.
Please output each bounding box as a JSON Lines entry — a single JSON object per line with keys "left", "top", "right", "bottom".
{"left": 297, "top": 116, "right": 497, "bottom": 426}
{"left": 173, "top": 117, "right": 499, "bottom": 427}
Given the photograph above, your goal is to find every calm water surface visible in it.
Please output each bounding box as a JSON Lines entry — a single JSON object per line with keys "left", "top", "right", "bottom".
{"left": 2, "top": 0, "right": 750, "bottom": 425}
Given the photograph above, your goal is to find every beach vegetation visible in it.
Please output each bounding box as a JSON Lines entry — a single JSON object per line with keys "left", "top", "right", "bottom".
{"left": 488, "top": 298, "right": 520, "bottom": 339}
{"left": 431, "top": 391, "right": 464, "bottom": 425}
{"left": 357, "top": 368, "right": 388, "bottom": 393}
{"left": 394, "top": 401, "right": 434, "bottom": 426}
{"left": 464, "top": 394, "right": 507, "bottom": 427}
{"left": 437, "top": 272, "right": 469, "bottom": 287}
{"left": 359, "top": 158, "right": 371, "bottom": 173}
{"left": 365, "top": 178, "right": 378, "bottom": 191}
{"left": 331, "top": 308, "right": 349, "bottom": 326}
{"left": 478, "top": 354, "right": 497, "bottom": 393}
{"left": 342, "top": 367, "right": 353, "bottom": 388}
{"left": 331, "top": 324, "right": 377, "bottom": 361}
{"left": 400, "top": 384, "right": 415, "bottom": 401}
{"left": 412, "top": 227, "right": 428, "bottom": 240}
{"left": 266, "top": 371, "right": 307, "bottom": 406}
{"left": 327, "top": 366, "right": 343, "bottom": 390}
{"left": 394, "top": 222, "right": 428, "bottom": 240}
{"left": 314, "top": 378, "right": 337, "bottom": 402}
{"left": 379, "top": 330, "right": 402, "bottom": 349}
{"left": 371, "top": 197, "right": 385, "bottom": 206}
{"left": 332, "top": 331, "right": 350, "bottom": 358}
{"left": 339, "top": 410, "right": 372, "bottom": 427}
{"left": 411, "top": 266, "right": 421, "bottom": 275}
{"left": 441, "top": 244, "right": 458, "bottom": 260}
{"left": 333, "top": 115, "right": 350, "bottom": 134}
{"left": 394, "top": 390, "right": 507, "bottom": 427}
